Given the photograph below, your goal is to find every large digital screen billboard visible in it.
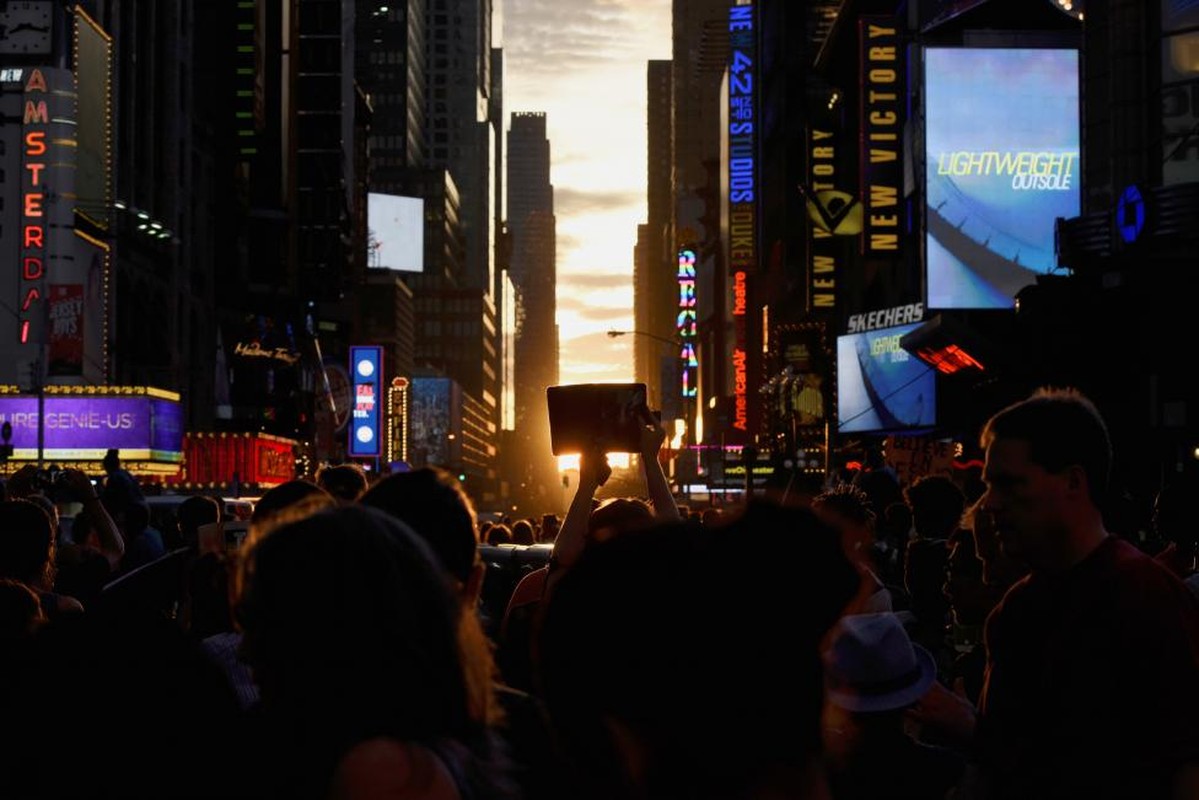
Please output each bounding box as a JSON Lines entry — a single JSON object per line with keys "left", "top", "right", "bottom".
{"left": 924, "top": 48, "right": 1080, "bottom": 309}
{"left": 411, "top": 377, "right": 453, "bottom": 466}
{"left": 0, "top": 394, "right": 183, "bottom": 461}
{"left": 837, "top": 323, "right": 936, "bottom": 434}
{"left": 368, "top": 193, "right": 424, "bottom": 272}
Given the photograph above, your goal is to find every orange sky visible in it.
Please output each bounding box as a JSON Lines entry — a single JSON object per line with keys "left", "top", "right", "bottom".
{"left": 503, "top": 0, "right": 672, "bottom": 385}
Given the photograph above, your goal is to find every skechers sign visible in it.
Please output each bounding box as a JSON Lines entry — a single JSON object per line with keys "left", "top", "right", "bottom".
{"left": 349, "top": 346, "right": 383, "bottom": 457}
{"left": 924, "top": 48, "right": 1080, "bottom": 309}
{"left": 847, "top": 303, "right": 924, "bottom": 334}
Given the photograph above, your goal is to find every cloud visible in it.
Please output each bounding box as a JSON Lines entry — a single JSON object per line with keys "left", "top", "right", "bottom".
{"left": 557, "top": 272, "right": 631, "bottom": 289}
{"left": 557, "top": 232, "right": 584, "bottom": 253}
{"left": 504, "top": 0, "right": 643, "bottom": 76}
{"left": 555, "top": 187, "right": 643, "bottom": 216}
{"left": 577, "top": 305, "right": 631, "bottom": 322}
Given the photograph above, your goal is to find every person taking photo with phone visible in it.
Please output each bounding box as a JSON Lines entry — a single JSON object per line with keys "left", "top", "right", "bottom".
{"left": 543, "top": 404, "right": 681, "bottom": 603}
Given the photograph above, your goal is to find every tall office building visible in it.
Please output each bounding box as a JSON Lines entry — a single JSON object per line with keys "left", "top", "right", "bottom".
{"left": 507, "top": 111, "right": 557, "bottom": 501}
{"left": 297, "top": 0, "right": 362, "bottom": 303}
{"left": 355, "top": 0, "right": 426, "bottom": 185}
{"left": 672, "top": 0, "right": 734, "bottom": 447}
{"left": 673, "top": 0, "right": 731, "bottom": 249}
{"left": 425, "top": 0, "right": 496, "bottom": 295}
{"left": 634, "top": 59, "right": 676, "bottom": 413}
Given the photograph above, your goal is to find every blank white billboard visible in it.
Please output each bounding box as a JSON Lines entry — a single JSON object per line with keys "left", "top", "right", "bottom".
{"left": 368, "top": 193, "right": 424, "bottom": 272}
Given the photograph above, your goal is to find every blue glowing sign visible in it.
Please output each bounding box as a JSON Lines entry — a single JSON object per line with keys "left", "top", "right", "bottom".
{"left": 836, "top": 323, "right": 936, "bottom": 433}
{"left": 924, "top": 48, "right": 1081, "bottom": 309}
{"left": 728, "top": 3, "right": 756, "bottom": 273}
{"left": 349, "top": 346, "right": 383, "bottom": 457}
{"left": 1116, "top": 184, "right": 1145, "bottom": 244}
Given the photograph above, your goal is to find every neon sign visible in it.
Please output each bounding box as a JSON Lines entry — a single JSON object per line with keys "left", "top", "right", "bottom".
{"left": 678, "top": 249, "right": 698, "bottom": 399}
{"left": 729, "top": 2, "right": 755, "bottom": 437}
{"left": 20, "top": 68, "right": 49, "bottom": 346}
{"left": 728, "top": 3, "right": 756, "bottom": 272}
{"left": 914, "top": 344, "right": 985, "bottom": 375}
{"left": 733, "top": 349, "right": 748, "bottom": 431}
{"left": 349, "top": 346, "right": 383, "bottom": 457}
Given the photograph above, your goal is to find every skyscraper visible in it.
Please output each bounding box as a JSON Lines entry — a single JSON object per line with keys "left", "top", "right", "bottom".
{"left": 424, "top": 0, "right": 496, "bottom": 295}
{"left": 634, "top": 59, "right": 676, "bottom": 413}
{"left": 507, "top": 111, "right": 558, "bottom": 500}
{"left": 673, "top": 0, "right": 734, "bottom": 447}
{"left": 355, "top": 0, "right": 426, "bottom": 184}
{"left": 297, "top": 0, "right": 362, "bottom": 302}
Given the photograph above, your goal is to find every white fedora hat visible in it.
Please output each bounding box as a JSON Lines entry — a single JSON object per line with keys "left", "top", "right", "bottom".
{"left": 825, "top": 613, "right": 937, "bottom": 713}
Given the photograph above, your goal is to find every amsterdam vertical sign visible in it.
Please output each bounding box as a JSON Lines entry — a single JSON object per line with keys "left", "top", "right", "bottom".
{"left": 728, "top": 0, "right": 755, "bottom": 434}
{"left": 859, "top": 17, "right": 904, "bottom": 255}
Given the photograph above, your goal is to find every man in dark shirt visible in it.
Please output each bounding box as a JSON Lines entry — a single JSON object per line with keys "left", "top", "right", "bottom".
{"left": 975, "top": 388, "right": 1199, "bottom": 800}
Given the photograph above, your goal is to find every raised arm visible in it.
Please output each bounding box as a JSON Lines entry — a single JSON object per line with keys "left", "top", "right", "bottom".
{"left": 639, "top": 412, "right": 680, "bottom": 522}
{"left": 544, "top": 448, "right": 610, "bottom": 599}
{"left": 60, "top": 468, "right": 125, "bottom": 569}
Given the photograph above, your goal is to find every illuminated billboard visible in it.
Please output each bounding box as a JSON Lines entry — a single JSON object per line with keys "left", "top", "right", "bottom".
{"left": 368, "top": 193, "right": 424, "bottom": 272}
{"left": 677, "top": 248, "right": 698, "bottom": 399}
{"left": 728, "top": 1, "right": 755, "bottom": 438}
{"left": 0, "top": 392, "right": 183, "bottom": 461}
{"left": 924, "top": 48, "right": 1080, "bottom": 309}
{"left": 837, "top": 322, "right": 935, "bottom": 434}
{"left": 411, "top": 377, "right": 454, "bottom": 466}
{"left": 349, "top": 346, "right": 383, "bottom": 458}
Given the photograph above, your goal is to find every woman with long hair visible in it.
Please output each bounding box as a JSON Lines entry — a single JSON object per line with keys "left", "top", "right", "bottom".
{"left": 235, "top": 504, "right": 514, "bottom": 799}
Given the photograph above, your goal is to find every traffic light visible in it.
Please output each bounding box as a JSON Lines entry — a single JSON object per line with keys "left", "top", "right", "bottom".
{"left": 458, "top": 473, "right": 466, "bottom": 483}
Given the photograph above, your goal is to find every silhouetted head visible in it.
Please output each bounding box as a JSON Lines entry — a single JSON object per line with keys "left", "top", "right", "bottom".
{"left": 487, "top": 524, "right": 512, "bottom": 546}
{"left": 360, "top": 468, "right": 479, "bottom": 585}
{"left": 589, "top": 497, "right": 655, "bottom": 540}
{"left": 0, "top": 500, "right": 57, "bottom": 589}
{"left": 316, "top": 463, "right": 369, "bottom": 503}
{"left": 251, "top": 480, "right": 329, "bottom": 526}
{"left": 0, "top": 578, "right": 45, "bottom": 643}
{"left": 813, "top": 484, "right": 876, "bottom": 560}
{"left": 236, "top": 505, "right": 474, "bottom": 751}
{"left": 539, "top": 501, "right": 856, "bottom": 799}
{"left": 178, "top": 496, "right": 221, "bottom": 548}
{"left": 980, "top": 388, "right": 1112, "bottom": 568}
{"left": 905, "top": 475, "right": 966, "bottom": 541}
{"left": 511, "top": 519, "right": 535, "bottom": 546}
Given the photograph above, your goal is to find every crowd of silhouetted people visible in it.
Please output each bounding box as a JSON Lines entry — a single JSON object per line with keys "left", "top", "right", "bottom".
{"left": 1, "top": 387, "right": 1198, "bottom": 799}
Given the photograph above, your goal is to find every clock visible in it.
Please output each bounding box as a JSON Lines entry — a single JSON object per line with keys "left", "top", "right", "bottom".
{"left": 0, "top": 1, "right": 53, "bottom": 56}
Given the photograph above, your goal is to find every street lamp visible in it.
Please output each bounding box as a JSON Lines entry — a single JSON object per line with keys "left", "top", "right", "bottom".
{"left": 606, "top": 329, "right": 679, "bottom": 348}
